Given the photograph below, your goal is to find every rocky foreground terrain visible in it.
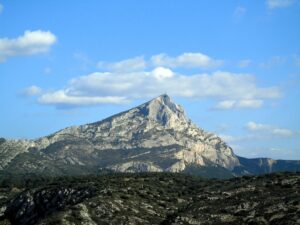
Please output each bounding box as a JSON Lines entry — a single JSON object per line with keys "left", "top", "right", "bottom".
{"left": 0, "top": 95, "right": 299, "bottom": 224}
{"left": 0, "top": 172, "right": 299, "bottom": 225}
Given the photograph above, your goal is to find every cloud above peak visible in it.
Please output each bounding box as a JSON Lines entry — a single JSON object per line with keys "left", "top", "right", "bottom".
{"left": 30, "top": 66, "right": 281, "bottom": 109}
{"left": 151, "top": 52, "right": 223, "bottom": 69}
{"left": 97, "top": 56, "right": 146, "bottom": 72}
{"left": 97, "top": 52, "right": 223, "bottom": 72}
{"left": 0, "top": 30, "right": 57, "bottom": 62}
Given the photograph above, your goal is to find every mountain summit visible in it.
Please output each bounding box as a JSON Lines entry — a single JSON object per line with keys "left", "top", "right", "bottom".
{"left": 0, "top": 94, "right": 299, "bottom": 177}
{"left": 139, "top": 94, "right": 188, "bottom": 127}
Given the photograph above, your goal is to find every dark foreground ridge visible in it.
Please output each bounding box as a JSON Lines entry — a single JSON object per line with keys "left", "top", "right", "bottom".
{"left": 0, "top": 172, "right": 299, "bottom": 225}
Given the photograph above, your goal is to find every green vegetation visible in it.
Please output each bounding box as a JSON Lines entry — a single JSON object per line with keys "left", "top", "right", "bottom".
{"left": 0, "top": 172, "right": 299, "bottom": 225}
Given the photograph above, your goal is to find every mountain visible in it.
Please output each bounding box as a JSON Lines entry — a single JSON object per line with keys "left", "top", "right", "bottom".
{"left": 0, "top": 94, "right": 299, "bottom": 178}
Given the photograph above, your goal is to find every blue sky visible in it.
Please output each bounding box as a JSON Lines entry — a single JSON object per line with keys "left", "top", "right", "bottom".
{"left": 0, "top": 0, "right": 300, "bottom": 159}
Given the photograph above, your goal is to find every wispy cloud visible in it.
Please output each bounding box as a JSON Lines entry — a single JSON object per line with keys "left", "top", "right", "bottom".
{"left": 259, "top": 56, "right": 285, "bottom": 69}
{"left": 219, "top": 134, "right": 254, "bottom": 143}
{"left": 20, "top": 85, "right": 42, "bottom": 97}
{"left": 232, "top": 144, "right": 299, "bottom": 159}
{"left": 266, "top": 0, "right": 297, "bottom": 9}
{"left": 233, "top": 6, "right": 247, "bottom": 20}
{"left": 246, "top": 121, "right": 297, "bottom": 137}
{"left": 97, "top": 52, "right": 222, "bottom": 71}
{"left": 294, "top": 55, "right": 300, "bottom": 66}
{"left": 0, "top": 30, "right": 57, "bottom": 62}
{"left": 73, "top": 52, "right": 94, "bottom": 71}
{"left": 214, "top": 99, "right": 263, "bottom": 110}
{"left": 238, "top": 59, "right": 251, "bottom": 68}
{"left": 39, "top": 91, "right": 128, "bottom": 106}
{"left": 44, "top": 67, "right": 52, "bottom": 75}
{"left": 219, "top": 121, "right": 298, "bottom": 147}
{"left": 150, "top": 52, "right": 223, "bottom": 69}
{"left": 0, "top": 4, "right": 3, "bottom": 14}
{"left": 97, "top": 56, "right": 146, "bottom": 72}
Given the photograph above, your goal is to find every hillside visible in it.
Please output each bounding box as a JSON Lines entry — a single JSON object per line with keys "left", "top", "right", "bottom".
{"left": 0, "top": 172, "right": 299, "bottom": 225}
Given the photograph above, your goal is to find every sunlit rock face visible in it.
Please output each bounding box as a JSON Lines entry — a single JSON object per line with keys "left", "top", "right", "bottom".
{"left": 0, "top": 95, "right": 239, "bottom": 174}
{"left": 2, "top": 94, "right": 298, "bottom": 176}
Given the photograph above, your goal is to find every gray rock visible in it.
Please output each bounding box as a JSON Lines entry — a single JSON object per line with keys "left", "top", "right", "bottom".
{"left": 0, "top": 94, "right": 299, "bottom": 176}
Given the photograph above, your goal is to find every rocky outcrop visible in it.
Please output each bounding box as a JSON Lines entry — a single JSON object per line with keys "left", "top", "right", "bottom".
{"left": 0, "top": 140, "right": 34, "bottom": 169}
{"left": 5, "top": 186, "right": 96, "bottom": 225}
{"left": 109, "top": 161, "right": 163, "bottom": 173}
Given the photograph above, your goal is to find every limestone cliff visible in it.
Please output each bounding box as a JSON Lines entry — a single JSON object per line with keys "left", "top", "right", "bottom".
{"left": 0, "top": 94, "right": 299, "bottom": 176}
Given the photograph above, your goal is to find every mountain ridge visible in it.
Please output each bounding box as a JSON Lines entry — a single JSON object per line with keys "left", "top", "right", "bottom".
{"left": 0, "top": 94, "right": 299, "bottom": 178}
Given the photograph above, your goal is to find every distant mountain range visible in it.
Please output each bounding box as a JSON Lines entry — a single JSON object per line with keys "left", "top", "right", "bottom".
{"left": 0, "top": 94, "right": 299, "bottom": 178}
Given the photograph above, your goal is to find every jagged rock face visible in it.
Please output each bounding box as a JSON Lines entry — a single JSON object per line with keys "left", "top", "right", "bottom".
{"left": 109, "top": 161, "right": 163, "bottom": 173}
{"left": 1, "top": 94, "right": 298, "bottom": 176}
{"left": 0, "top": 139, "right": 34, "bottom": 169}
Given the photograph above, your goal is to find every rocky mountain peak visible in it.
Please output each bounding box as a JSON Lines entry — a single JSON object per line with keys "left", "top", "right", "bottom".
{"left": 151, "top": 94, "right": 173, "bottom": 106}
{"left": 6, "top": 94, "right": 298, "bottom": 177}
{"left": 148, "top": 94, "right": 182, "bottom": 114}
{"left": 139, "top": 94, "right": 188, "bottom": 127}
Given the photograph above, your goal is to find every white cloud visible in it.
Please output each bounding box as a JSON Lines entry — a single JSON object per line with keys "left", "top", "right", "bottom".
{"left": 218, "top": 134, "right": 262, "bottom": 143}
{"left": 219, "top": 122, "right": 298, "bottom": 148}
{"left": 259, "top": 56, "right": 285, "bottom": 69}
{"left": 233, "top": 6, "right": 247, "bottom": 19}
{"left": 246, "top": 121, "right": 271, "bottom": 131}
{"left": 0, "top": 4, "right": 3, "bottom": 14}
{"left": 246, "top": 121, "right": 296, "bottom": 137}
{"left": 97, "top": 56, "right": 146, "bottom": 72}
{"left": 267, "top": 0, "right": 296, "bottom": 8}
{"left": 0, "top": 30, "right": 57, "bottom": 62}
{"left": 151, "top": 53, "right": 223, "bottom": 69}
{"left": 238, "top": 59, "right": 251, "bottom": 68}
{"left": 20, "top": 85, "right": 42, "bottom": 96}
{"left": 272, "top": 128, "right": 294, "bottom": 136}
{"left": 96, "top": 52, "right": 221, "bottom": 71}
{"left": 39, "top": 91, "right": 128, "bottom": 106}
{"left": 34, "top": 67, "right": 281, "bottom": 108}
{"left": 219, "top": 134, "right": 238, "bottom": 143}
{"left": 151, "top": 67, "right": 174, "bottom": 80}
{"left": 214, "top": 99, "right": 263, "bottom": 109}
